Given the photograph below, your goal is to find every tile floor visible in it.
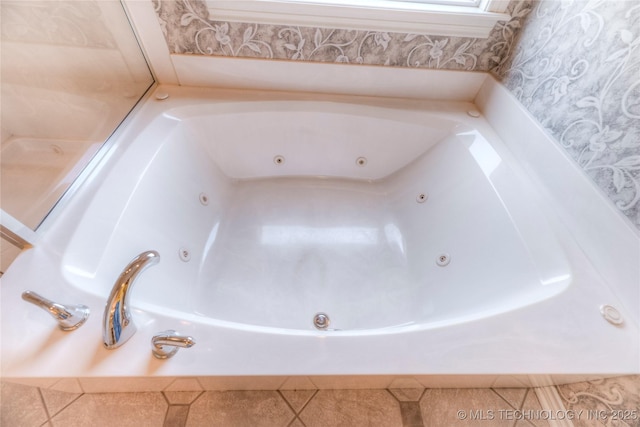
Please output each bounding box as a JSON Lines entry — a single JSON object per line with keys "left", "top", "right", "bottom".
{"left": 1, "top": 381, "right": 550, "bottom": 427}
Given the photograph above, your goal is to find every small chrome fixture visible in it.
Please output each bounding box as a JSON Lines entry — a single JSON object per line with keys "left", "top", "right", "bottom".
{"left": 416, "top": 193, "right": 428, "bottom": 203}
{"left": 600, "top": 304, "right": 624, "bottom": 326}
{"left": 178, "top": 247, "right": 191, "bottom": 262}
{"left": 155, "top": 92, "right": 169, "bottom": 100}
{"left": 103, "top": 250, "right": 160, "bottom": 349}
{"left": 22, "top": 290, "right": 90, "bottom": 331}
{"left": 199, "top": 192, "right": 209, "bottom": 206}
{"left": 151, "top": 330, "right": 196, "bottom": 359}
{"left": 274, "top": 155, "right": 285, "bottom": 165}
{"left": 356, "top": 157, "right": 367, "bottom": 167}
{"left": 436, "top": 253, "right": 451, "bottom": 266}
{"left": 467, "top": 110, "right": 481, "bottom": 118}
{"left": 313, "top": 312, "right": 330, "bottom": 330}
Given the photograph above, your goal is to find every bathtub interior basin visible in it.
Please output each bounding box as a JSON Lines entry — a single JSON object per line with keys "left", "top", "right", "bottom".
{"left": 59, "top": 100, "right": 571, "bottom": 333}
{"left": 2, "top": 86, "right": 637, "bottom": 383}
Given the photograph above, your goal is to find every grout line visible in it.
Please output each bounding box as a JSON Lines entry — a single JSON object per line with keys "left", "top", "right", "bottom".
{"left": 533, "top": 386, "right": 574, "bottom": 427}
{"left": 277, "top": 390, "right": 299, "bottom": 415}
{"left": 162, "top": 404, "right": 172, "bottom": 427}
{"left": 386, "top": 389, "right": 426, "bottom": 427}
{"left": 490, "top": 387, "right": 526, "bottom": 411}
{"left": 188, "top": 389, "right": 206, "bottom": 406}
{"left": 277, "top": 389, "right": 302, "bottom": 426}
{"left": 519, "top": 389, "right": 530, "bottom": 410}
{"left": 47, "top": 392, "right": 84, "bottom": 421}
{"left": 509, "top": 391, "right": 523, "bottom": 427}
{"left": 161, "top": 391, "right": 171, "bottom": 406}
{"left": 386, "top": 388, "right": 401, "bottom": 403}
{"left": 36, "top": 388, "right": 52, "bottom": 423}
{"left": 385, "top": 387, "right": 427, "bottom": 403}
{"left": 162, "top": 404, "right": 191, "bottom": 427}
{"left": 517, "top": 389, "right": 532, "bottom": 427}
{"left": 161, "top": 377, "right": 179, "bottom": 393}
{"left": 287, "top": 415, "right": 307, "bottom": 427}
{"left": 294, "top": 389, "right": 319, "bottom": 418}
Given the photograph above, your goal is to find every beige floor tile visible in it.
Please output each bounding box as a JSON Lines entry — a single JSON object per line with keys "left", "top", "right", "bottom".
{"left": 420, "top": 388, "right": 515, "bottom": 427}
{"left": 50, "top": 392, "right": 167, "bottom": 427}
{"left": 492, "top": 388, "right": 528, "bottom": 409}
{"left": 519, "top": 390, "right": 549, "bottom": 427}
{"left": 40, "top": 388, "right": 81, "bottom": 418}
{"left": 279, "top": 377, "right": 317, "bottom": 390}
{"left": 399, "top": 401, "right": 424, "bottom": 427}
{"left": 186, "top": 390, "right": 295, "bottom": 427}
{"left": 0, "top": 382, "right": 49, "bottom": 427}
{"left": 388, "top": 388, "right": 424, "bottom": 402}
{"left": 163, "top": 391, "right": 203, "bottom": 405}
{"left": 280, "top": 389, "right": 317, "bottom": 413}
{"left": 78, "top": 377, "right": 175, "bottom": 393}
{"left": 48, "top": 379, "right": 84, "bottom": 394}
{"left": 388, "top": 378, "right": 425, "bottom": 390}
{"left": 288, "top": 419, "right": 305, "bottom": 427}
{"left": 299, "top": 389, "right": 402, "bottom": 427}
{"left": 164, "top": 378, "right": 203, "bottom": 392}
{"left": 164, "top": 405, "right": 190, "bottom": 427}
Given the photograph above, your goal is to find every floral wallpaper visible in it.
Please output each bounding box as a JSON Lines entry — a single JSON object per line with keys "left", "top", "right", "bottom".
{"left": 152, "top": 0, "right": 532, "bottom": 71}
{"left": 497, "top": 0, "right": 640, "bottom": 230}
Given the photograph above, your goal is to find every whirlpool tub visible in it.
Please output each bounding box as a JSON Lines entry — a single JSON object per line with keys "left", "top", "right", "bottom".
{"left": 1, "top": 85, "right": 637, "bottom": 390}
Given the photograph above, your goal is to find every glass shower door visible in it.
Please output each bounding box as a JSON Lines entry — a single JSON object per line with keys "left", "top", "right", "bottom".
{"left": 0, "top": 0, "right": 155, "bottom": 272}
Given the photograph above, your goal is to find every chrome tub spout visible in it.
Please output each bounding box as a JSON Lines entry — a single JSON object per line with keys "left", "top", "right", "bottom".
{"left": 22, "top": 290, "right": 90, "bottom": 331}
{"left": 151, "top": 330, "right": 196, "bottom": 359}
{"left": 103, "top": 250, "right": 160, "bottom": 349}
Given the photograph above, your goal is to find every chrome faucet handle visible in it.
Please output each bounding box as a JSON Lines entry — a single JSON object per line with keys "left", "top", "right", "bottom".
{"left": 151, "top": 330, "right": 196, "bottom": 359}
{"left": 22, "top": 290, "right": 90, "bottom": 331}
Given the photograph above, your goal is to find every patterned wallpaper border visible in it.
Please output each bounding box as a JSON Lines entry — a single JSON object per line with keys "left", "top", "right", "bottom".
{"left": 153, "top": 0, "right": 532, "bottom": 73}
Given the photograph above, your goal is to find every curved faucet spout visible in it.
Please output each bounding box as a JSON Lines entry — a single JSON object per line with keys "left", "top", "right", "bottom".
{"left": 103, "top": 250, "right": 160, "bottom": 349}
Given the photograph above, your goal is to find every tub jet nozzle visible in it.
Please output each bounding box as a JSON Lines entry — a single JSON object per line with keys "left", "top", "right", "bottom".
{"left": 313, "top": 312, "right": 330, "bottom": 330}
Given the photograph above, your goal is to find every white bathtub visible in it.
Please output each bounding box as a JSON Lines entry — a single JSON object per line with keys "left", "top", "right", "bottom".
{"left": 2, "top": 86, "right": 637, "bottom": 391}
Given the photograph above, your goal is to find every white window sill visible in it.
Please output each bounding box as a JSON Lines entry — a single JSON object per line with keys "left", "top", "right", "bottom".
{"left": 205, "top": 0, "right": 511, "bottom": 38}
